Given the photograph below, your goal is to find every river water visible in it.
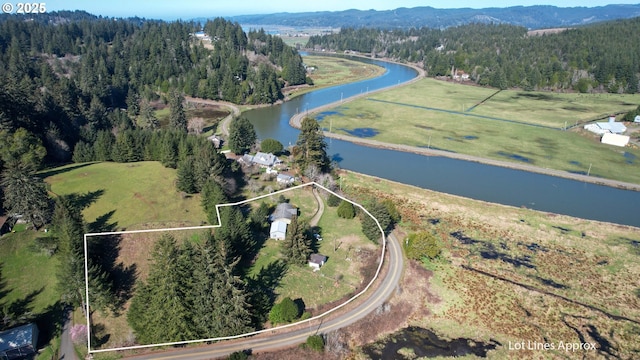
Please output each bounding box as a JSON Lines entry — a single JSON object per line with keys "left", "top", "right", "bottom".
{"left": 244, "top": 55, "right": 640, "bottom": 227}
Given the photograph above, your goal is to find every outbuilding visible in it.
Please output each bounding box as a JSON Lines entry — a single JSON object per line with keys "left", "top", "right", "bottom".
{"left": 0, "top": 323, "right": 39, "bottom": 359}
{"left": 601, "top": 133, "right": 630, "bottom": 147}
{"left": 270, "top": 220, "right": 288, "bottom": 240}
{"left": 309, "top": 253, "right": 327, "bottom": 271}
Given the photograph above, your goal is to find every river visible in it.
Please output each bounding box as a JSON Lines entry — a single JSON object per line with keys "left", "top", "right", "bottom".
{"left": 244, "top": 55, "right": 640, "bottom": 227}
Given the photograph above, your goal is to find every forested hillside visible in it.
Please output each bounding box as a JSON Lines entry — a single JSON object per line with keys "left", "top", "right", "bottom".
{"left": 307, "top": 17, "right": 640, "bottom": 93}
{"left": 0, "top": 12, "right": 306, "bottom": 165}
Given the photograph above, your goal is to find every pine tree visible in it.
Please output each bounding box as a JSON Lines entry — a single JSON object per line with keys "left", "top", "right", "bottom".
{"left": 1, "top": 169, "right": 51, "bottom": 229}
{"left": 168, "top": 90, "right": 187, "bottom": 132}
{"left": 282, "top": 217, "right": 312, "bottom": 266}
{"left": 294, "top": 117, "right": 329, "bottom": 173}
{"left": 54, "top": 197, "right": 86, "bottom": 308}
{"left": 201, "top": 179, "right": 228, "bottom": 225}
{"left": 127, "top": 233, "right": 193, "bottom": 344}
{"left": 228, "top": 117, "right": 256, "bottom": 154}
{"left": 176, "top": 157, "right": 196, "bottom": 194}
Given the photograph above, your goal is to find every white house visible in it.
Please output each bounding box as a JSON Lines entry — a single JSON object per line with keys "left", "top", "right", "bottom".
{"left": 270, "top": 220, "right": 288, "bottom": 240}
{"left": 601, "top": 133, "right": 630, "bottom": 147}
{"left": 252, "top": 152, "right": 280, "bottom": 167}
{"left": 584, "top": 117, "right": 627, "bottom": 135}
{"left": 276, "top": 174, "right": 295, "bottom": 185}
{"left": 634, "top": 115, "right": 640, "bottom": 123}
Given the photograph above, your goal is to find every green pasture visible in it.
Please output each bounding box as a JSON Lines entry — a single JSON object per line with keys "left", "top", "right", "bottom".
{"left": 319, "top": 78, "right": 640, "bottom": 184}
{"left": 43, "top": 161, "right": 207, "bottom": 230}
{"left": 286, "top": 56, "right": 385, "bottom": 98}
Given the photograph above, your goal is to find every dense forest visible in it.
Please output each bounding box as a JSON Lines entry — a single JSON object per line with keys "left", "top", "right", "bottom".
{"left": 307, "top": 17, "right": 640, "bottom": 93}
{"left": 0, "top": 11, "right": 306, "bottom": 166}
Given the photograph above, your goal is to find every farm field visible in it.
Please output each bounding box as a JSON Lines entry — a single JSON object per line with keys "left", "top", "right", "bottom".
{"left": 316, "top": 78, "right": 640, "bottom": 185}
{"left": 339, "top": 170, "right": 640, "bottom": 359}
{"left": 285, "top": 56, "right": 385, "bottom": 98}
{"left": 43, "top": 161, "right": 207, "bottom": 230}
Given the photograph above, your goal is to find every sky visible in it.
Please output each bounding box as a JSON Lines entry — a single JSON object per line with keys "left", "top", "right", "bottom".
{"left": 45, "top": 0, "right": 640, "bottom": 20}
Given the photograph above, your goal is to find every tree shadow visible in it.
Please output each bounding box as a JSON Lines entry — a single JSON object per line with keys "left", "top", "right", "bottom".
{"left": 64, "top": 189, "right": 105, "bottom": 212}
{"left": 37, "top": 162, "right": 95, "bottom": 179}
{"left": 246, "top": 260, "right": 288, "bottom": 327}
{"left": 87, "top": 235, "right": 137, "bottom": 315}
{"left": 34, "top": 301, "right": 65, "bottom": 350}
{"left": 87, "top": 210, "right": 118, "bottom": 233}
{"left": 293, "top": 298, "right": 306, "bottom": 317}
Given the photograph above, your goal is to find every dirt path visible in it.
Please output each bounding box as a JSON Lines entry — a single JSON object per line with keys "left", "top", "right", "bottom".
{"left": 184, "top": 97, "right": 240, "bottom": 137}
{"left": 308, "top": 187, "right": 325, "bottom": 227}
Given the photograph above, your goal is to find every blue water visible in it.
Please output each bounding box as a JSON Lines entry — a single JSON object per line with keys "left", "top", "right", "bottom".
{"left": 245, "top": 53, "right": 640, "bottom": 227}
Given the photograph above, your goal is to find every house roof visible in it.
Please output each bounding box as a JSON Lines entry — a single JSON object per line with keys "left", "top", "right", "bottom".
{"left": 277, "top": 174, "right": 295, "bottom": 183}
{"left": 0, "top": 323, "right": 38, "bottom": 352}
{"left": 252, "top": 152, "right": 278, "bottom": 167}
{"left": 309, "top": 253, "right": 327, "bottom": 265}
{"left": 270, "top": 220, "right": 288, "bottom": 236}
{"left": 601, "top": 133, "right": 630, "bottom": 147}
{"left": 271, "top": 203, "right": 297, "bottom": 221}
{"left": 596, "top": 121, "right": 627, "bottom": 134}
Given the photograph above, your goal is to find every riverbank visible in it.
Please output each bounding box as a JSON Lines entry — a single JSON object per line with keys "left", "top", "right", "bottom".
{"left": 289, "top": 90, "right": 640, "bottom": 192}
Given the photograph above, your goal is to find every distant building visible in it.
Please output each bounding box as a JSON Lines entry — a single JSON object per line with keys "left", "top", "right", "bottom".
{"left": 584, "top": 117, "right": 627, "bottom": 135}
{"left": 309, "top": 253, "right": 327, "bottom": 271}
{"left": 635, "top": 115, "right": 640, "bottom": 123}
{"left": 601, "top": 133, "right": 630, "bottom": 147}
{"left": 0, "top": 323, "right": 39, "bottom": 359}
{"left": 237, "top": 152, "right": 281, "bottom": 168}
{"left": 206, "top": 134, "right": 223, "bottom": 149}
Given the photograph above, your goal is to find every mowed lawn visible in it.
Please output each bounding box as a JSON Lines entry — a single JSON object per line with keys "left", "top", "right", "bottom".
{"left": 318, "top": 78, "right": 640, "bottom": 184}
{"left": 44, "top": 161, "right": 207, "bottom": 230}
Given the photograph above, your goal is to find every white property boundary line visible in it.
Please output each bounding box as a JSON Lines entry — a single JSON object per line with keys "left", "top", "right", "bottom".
{"left": 83, "top": 181, "right": 388, "bottom": 354}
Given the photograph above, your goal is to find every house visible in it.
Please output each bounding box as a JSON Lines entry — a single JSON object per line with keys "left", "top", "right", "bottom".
{"left": 0, "top": 323, "right": 39, "bottom": 359}
{"left": 601, "top": 133, "right": 630, "bottom": 147}
{"left": 270, "top": 203, "right": 297, "bottom": 224}
{"left": 251, "top": 152, "right": 280, "bottom": 167}
{"left": 206, "top": 134, "right": 223, "bottom": 149}
{"left": 634, "top": 115, "right": 640, "bottom": 123}
{"left": 270, "top": 220, "right": 288, "bottom": 240}
{"left": 276, "top": 174, "right": 295, "bottom": 186}
{"left": 309, "top": 253, "right": 327, "bottom": 271}
{"left": 584, "top": 117, "right": 627, "bottom": 135}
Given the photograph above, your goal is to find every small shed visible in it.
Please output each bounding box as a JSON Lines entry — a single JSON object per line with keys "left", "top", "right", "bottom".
{"left": 270, "top": 220, "right": 288, "bottom": 240}
{"left": 634, "top": 115, "right": 640, "bottom": 123}
{"left": 0, "top": 323, "right": 39, "bottom": 359}
{"left": 601, "top": 133, "right": 630, "bottom": 147}
{"left": 206, "top": 134, "right": 223, "bottom": 149}
{"left": 309, "top": 253, "right": 327, "bottom": 271}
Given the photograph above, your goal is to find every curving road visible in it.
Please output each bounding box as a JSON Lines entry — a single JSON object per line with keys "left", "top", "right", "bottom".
{"left": 125, "top": 232, "right": 403, "bottom": 360}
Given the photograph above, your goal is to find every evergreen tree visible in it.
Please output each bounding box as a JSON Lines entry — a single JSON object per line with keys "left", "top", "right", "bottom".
{"left": 140, "top": 100, "right": 159, "bottom": 130}
{"left": 268, "top": 297, "right": 299, "bottom": 325}
{"left": 54, "top": 197, "right": 86, "bottom": 307}
{"left": 228, "top": 117, "right": 256, "bottom": 154}
{"left": 360, "top": 200, "right": 393, "bottom": 243}
{"left": 201, "top": 179, "right": 228, "bottom": 225}
{"left": 337, "top": 200, "right": 356, "bottom": 219}
{"left": 127, "top": 233, "right": 193, "bottom": 344}
{"left": 1, "top": 169, "right": 51, "bottom": 229}
{"left": 176, "top": 157, "right": 197, "bottom": 194}
{"left": 294, "top": 117, "right": 329, "bottom": 173}
{"left": 282, "top": 217, "right": 312, "bottom": 266}
{"left": 168, "top": 90, "right": 187, "bottom": 132}
{"left": 260, "top": 138, "right": 284, "bottom": 154}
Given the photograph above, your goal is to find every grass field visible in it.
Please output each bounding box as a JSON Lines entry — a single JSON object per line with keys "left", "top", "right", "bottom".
{"left": 340, "top": 170, "right": 640, "bottom": 359}
{"left": 285, "top": 56, "right": 386, "bottom": 98}
{"left": 318, "top": 78, "right": 640, "bottom": 184}
{"left": 43, "top": 161, "right": 207, "bottom": 230}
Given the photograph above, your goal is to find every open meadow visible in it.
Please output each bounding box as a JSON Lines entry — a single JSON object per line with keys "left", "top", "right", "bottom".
{"left": 43, "top": 161, "right": 207, "bottom": 230}
{"left": 316, "top": 78, "right": 640, "bottom": 185}
{"left": 285, "top": 56, "right": 386, "bottom": 98}
{"left": 338, "top": 170, "right": 640, "bottom": 359}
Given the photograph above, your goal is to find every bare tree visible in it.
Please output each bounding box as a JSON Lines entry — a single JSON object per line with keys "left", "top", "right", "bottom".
{"left": 188, "top": 117, "right": 205, "bottom": 134}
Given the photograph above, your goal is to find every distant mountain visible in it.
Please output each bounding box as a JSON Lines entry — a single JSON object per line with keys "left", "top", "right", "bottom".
{"left": 226, "top": 4, "right": 640, "bottom": 29}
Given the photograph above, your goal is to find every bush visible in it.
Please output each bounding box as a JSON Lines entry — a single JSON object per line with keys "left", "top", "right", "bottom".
{"left": 326, "top": 193, "right": 341, "bottom": 207}
{"left": 405, "top": 231, "right": 441, "bottom": 260}
{"left": 260, "top": 138, "right": 284, "bottom": 154}
{"left": 305, "top": 334, "right": 325, "bottom": 352}
{"left": 269, "top": 297, "right": 300, "bottom": 325}
{"left": 337, "top": 200, "right": 355, "bottom": 219}
{"left": 228, "top": 351, "right": 249, "bottom": 360}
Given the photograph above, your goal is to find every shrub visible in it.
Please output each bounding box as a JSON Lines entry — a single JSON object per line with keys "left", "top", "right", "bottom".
{"left": 305, "top": 334, "right": 325, "bottom": 352}
{"left": 260, "top": 138, "right": 284, "bottom": 154}
{"left": 326, "top": 193, "right": 341, "bottom": 207}
{"left": 269, "top": 297, "right": 300, "bottom": 325}
{"left": 404, "top": 231, "right": 441, "bottom": 260}
{"left": 337, "top": 200, "right": 355, "bottom": 219}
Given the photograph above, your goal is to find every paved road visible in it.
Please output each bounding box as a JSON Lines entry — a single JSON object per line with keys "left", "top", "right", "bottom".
{"left": 60, "top": 308, "right": 78, "bottom": 360}
{"left": 124, "top": 232, "right": 403, "bottom": 360}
